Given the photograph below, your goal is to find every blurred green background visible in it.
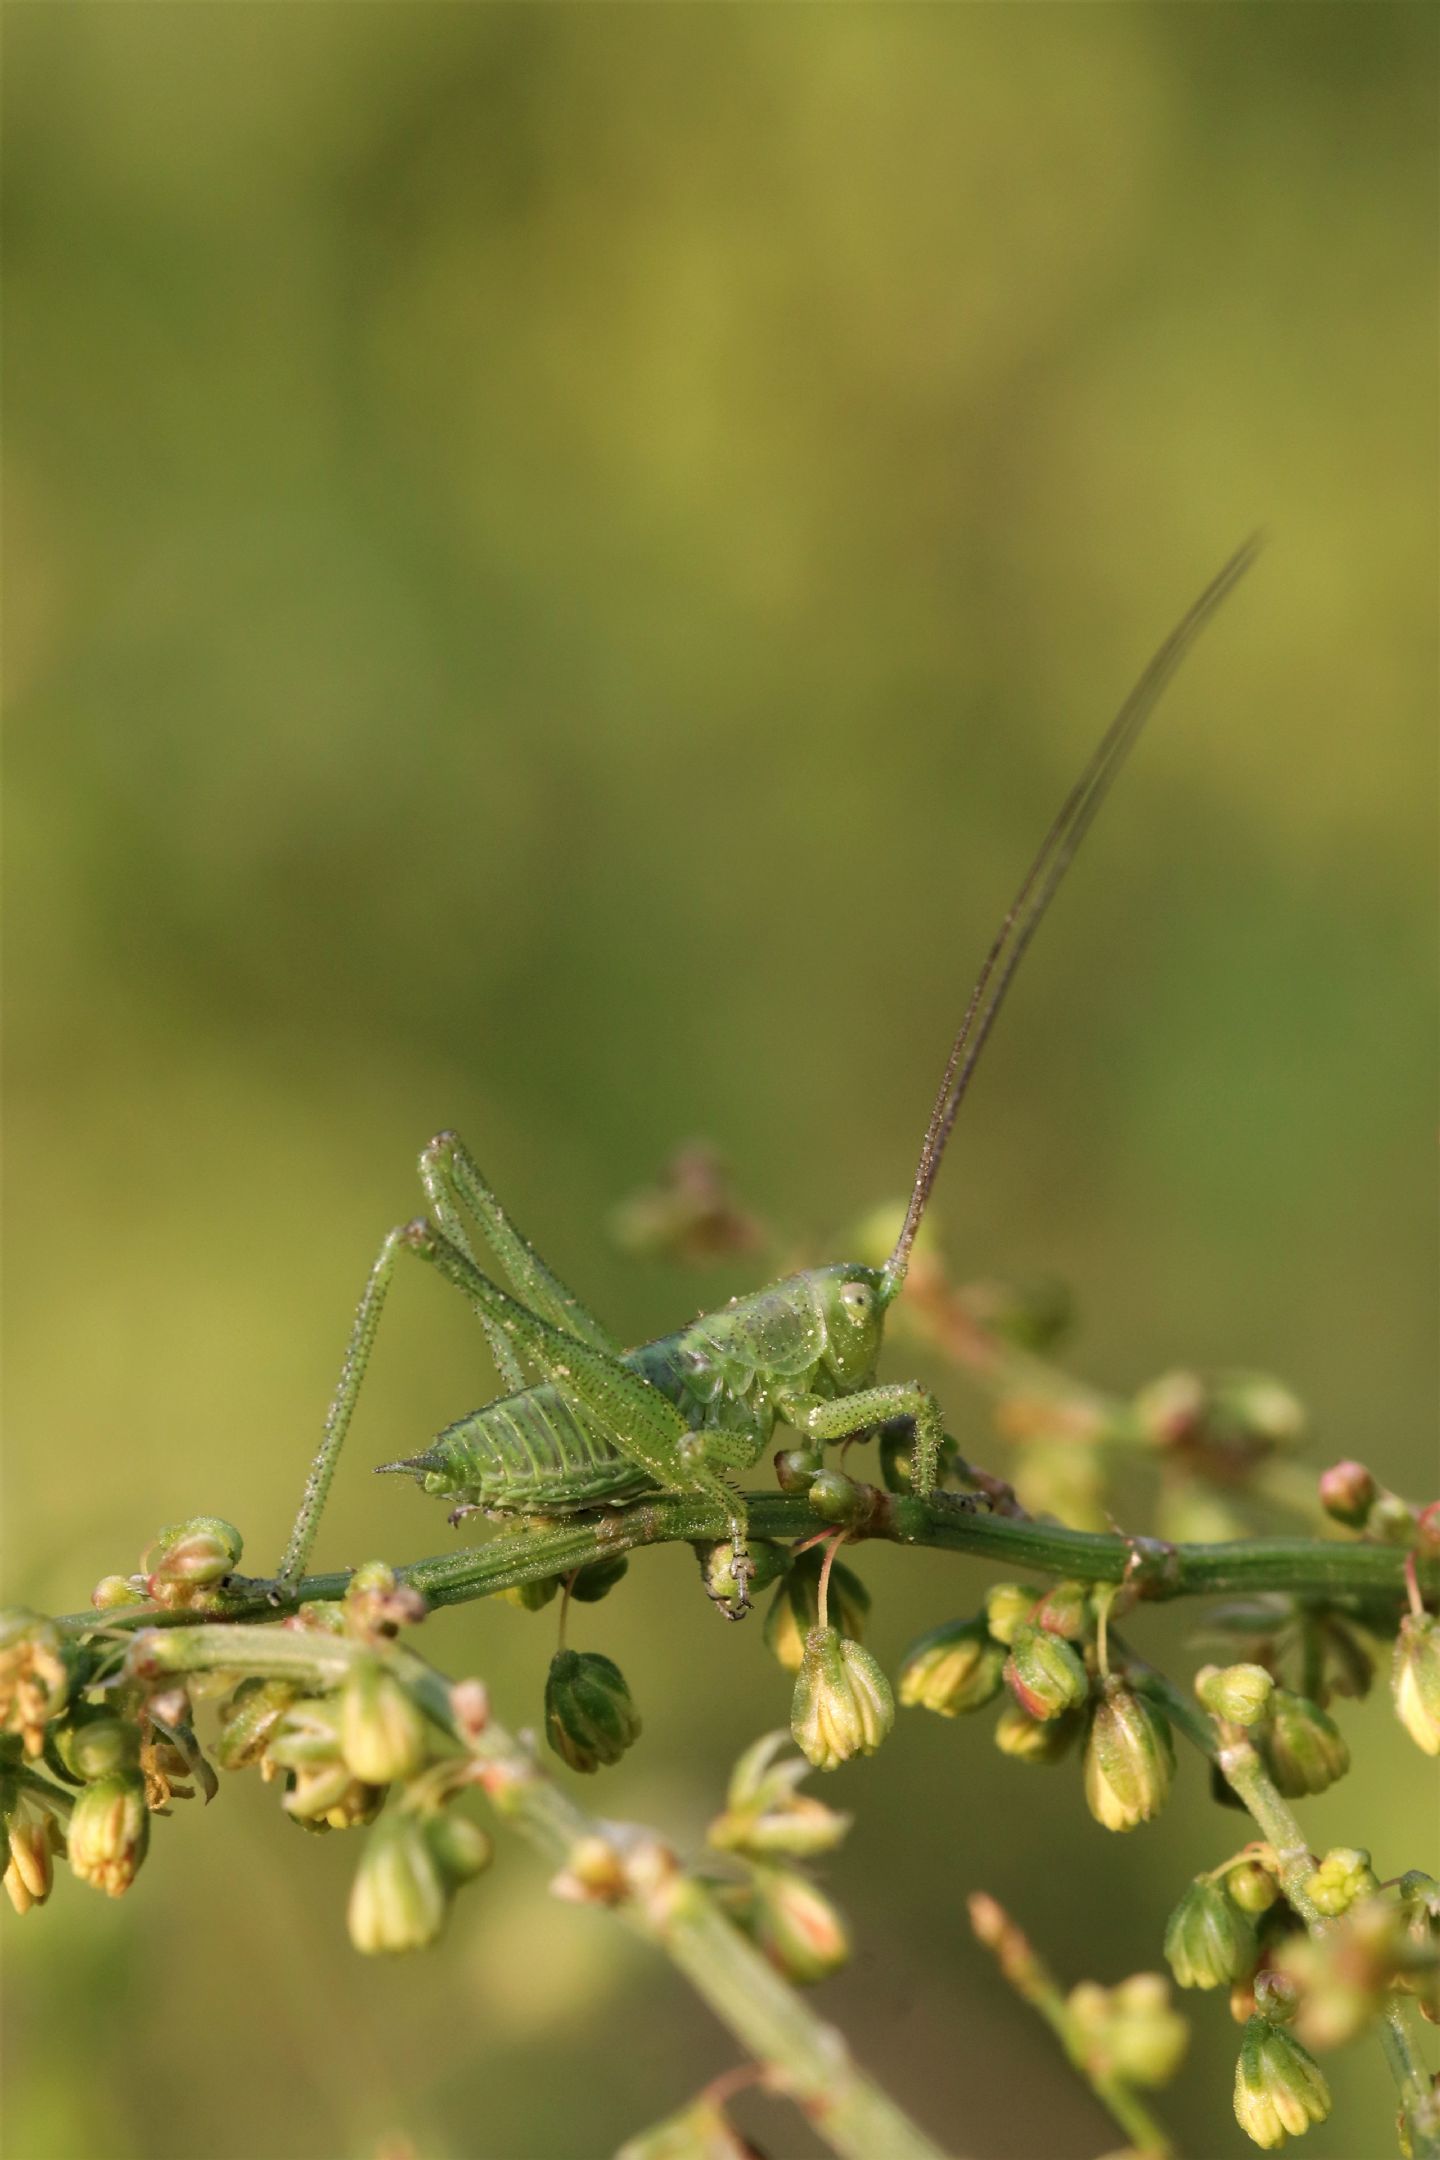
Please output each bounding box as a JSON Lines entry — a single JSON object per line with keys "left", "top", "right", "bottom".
{"left": 4, "top": 7, "right": 1436, "bottom": 2157}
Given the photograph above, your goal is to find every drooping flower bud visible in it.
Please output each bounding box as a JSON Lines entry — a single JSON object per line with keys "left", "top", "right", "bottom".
{"left": 1196, "top": 1663, "right": 1275, "bottom": 1727}
{"left": 502, "top": 1576, "right": 562, "bottom": 1612}
{"left": 706, "top": 1731, "right": 851, "bottom": 1860}
{"left": 1005, "top": 1625, "right": 1089, "bottom": 1721}
{"left": 1317, "top": 1460, "right": 1378, "bottom": 1528}
{"left": 570, "top": 1555, "right": 631, "bottom": 1604}
{"left": 1260, "top": 1689, "right": 1350, "bottom": 1797}
{"left": 699, "top": 1539, "right": 788, "bottom": 1617}
{"left": 269, "top": 1695, "right": 382, "bottom": 1828}
{"left": 53, "top": 1713, "right": 139, "bottom": 1784}
{"left": 1084, "top": 1683, "right": 1174, "bottom": 1832}
{"left": 347, "top": 1811, "right": 445, "bottom": 1954}
{"left": 747, "top": 1864, "right": 850, "bottom": 1984}
{"left": 214, "top": 1677, "right": 298, "bottom": 1773}
{"left": 1028, "top": 1581, "right": 1092, "bottom": 1643}
{"left": 897, "top": 1618, "right": 1006, "bottom": 1717}
{"left": 790, "top": 1627, "right": 893, "bottom": 1772}
{"left": 1392, "top": 1614, "right": 1440, "bottom": 1757}
{"left": 544, "top": 1650, "right": 642, "bottom": 1774}
{"left": 763, "top": 1551, "right": 869, "bottom": 1674}
{"left": 1229, "top": 1860, "right": 1281, "bottom": 1915}
{"left": 1308, "top": 1847, "right": 1377, "bottom": 1917}
{"left": 983, "top": 1583, "right": 1037, "bottom": 1648}
{"left": 0, "top": 1610, "right": 72, "bottom": 1758}
{"left": 90, "top": 1575, "right": 148, "bottom": 1612}
{"left": 993, "top": 1702, "right": 1082, "bottom": 1764}
{"left": 68, "top": 1772, "right": 150, "bottom": 1898}
{"left": 1066, "top": 1973, "right": 1188, "bottom": 2087}
{"left": 340, "top": 1660, "right": 428, "bottom": 1786}
{"left": 3, "top": 1806, "right": 55, "bottom": 1913}
{"left": 1165, "top": 1878, "right": 1258, "bottom": 1990}
{"left": 142, "top": 1517, "right": 243, "bottom": 1596}
{"left": 1233, "top": 2017, "right": 1331, "bottom": 2149}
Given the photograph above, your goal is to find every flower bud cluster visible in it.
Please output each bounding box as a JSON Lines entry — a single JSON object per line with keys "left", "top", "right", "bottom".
{"left": 1066, "top": 1971, "right": 1188, "bottom": 2088}
{"left": 1136, "top": 1370, "right": 1305, "bottom": 1472}
{"left": 1318, "top": 1460, "right": 1439, "bottom": 1555}
{"left": 140, "top": 1518, "right": 245, "bottom": 1611}
{"left": 709, "top": 1734, "right": 853, "bottom": 1986}
{"left": 0, "top": 1610, "right": 73, "bottom": 1759}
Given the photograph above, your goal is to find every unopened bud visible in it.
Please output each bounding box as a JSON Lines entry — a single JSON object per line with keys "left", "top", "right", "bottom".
{"left": 68, "top": 1772, "right": 150, "bottom": 1898}
{"left": 993, "top": 1702, "right": 1082, "bottom": 1764}
{"left": 1260, "top": 1689, "right": 1350, "bottom": 1797}
{"left": 700, "top": 1539, "right": 788, "bottom": 1616}
{"left": 1005, "top": 1625, "right": 1089, "bottom": 1721}
{"left": 774, "top": 1448, "right": 818, "bottom": 1495}
{"left": 90, "top": 1575, "right": 148, "bottom": 1612}
{"left": 1318, "top": 1460, "right": 1378, "bottom": 1528}
{"left": 347, "top": 1811, "right": 446, "bottom": 1954}
{"left": 0, "top": 1610, "right": 72, "bottom": 1758}
{"left": 1164, "top": 1878, "right": 1258, "bottom": 1990}
{"left": 764, "top": 1551, "right": 869, "bottom": 1674}
{"left": 142, "top": 1517, "right": 242, "bottom": 1591}
{"left": 1308, "top": 1847, "right": 1376, "bottom": 1917}
{"left": 214, "top": 1678, "right": 297, "bottom": 1772}
{"left": 343, "top": 1560, "right": 427, "bottom": 1636}
{"left": 1253, "top": 1971, "right": 1301, "bottom": 2024}
{"left": 1229, "top": 1861, "right": 1281, "bottom": 1915}
{"left": 1369, "top": 1493, "right": 1418, "bottom": 1544}
{"left": 340, "top": 1661, "right": 428, "bottom": 1786}
{"left": 1066, "top": 1973, "right": 1188, "bottom": 2087}
{"left": 1084, "top": 1684, "right": 1174, "bottom": 1832}
{"left": 501, "top": 1575, "right": 561, "bottom": 1612}
{"left": 790, "top": 1627, "right": 893, "bottom": 1772}
{"left": 807, "top": 1469, "right": 867, "bottom": 1526}
{"left": 1196, "top": 1663, "right": 1275, "bottom": 1727}
{"left": 1393, "top": 1615, "right": 1440, "bottom": 1757}
{"left": 1233, "top": 2017, "right": 1331, "bottom": 2149}
{"left": 748, "top": 1864, "right": 850, "bottom": 1984}
{"left": 54, "top": 1715, "right": 139, "bottom": 1783}
{"left": 1029, "top": 1581, "right": 1092, "bottom": 1643}
{"left": 569, "top": 1555, "right": 631, "bottom": 1604}
{"left": 984, "top": 1583, "right": 1038, "bottom": 1647}
{"left": 544, "top": 1650, "right": 641, "bottom": 1774}
{"left": 897, "top": 1618, "right": 1006, "bottom": 1717}
{"left": 3, "top": 1809, "right": 54, "bottom": 1913}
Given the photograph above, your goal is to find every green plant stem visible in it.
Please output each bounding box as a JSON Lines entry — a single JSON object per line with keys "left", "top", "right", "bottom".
{"left": 129, "top": 1625, "right": 950, "bottom": 2160}
{"left": 59, "top": 1489, "right": 1436, "bottom": 1640}
{"left": 1127, "top": 1652, "right": 1440, "bottom": 2160}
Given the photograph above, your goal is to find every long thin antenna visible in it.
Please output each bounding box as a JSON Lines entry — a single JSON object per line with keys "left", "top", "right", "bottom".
{"left": 881, "top": 536, "right": 1262, "bottom": 1299}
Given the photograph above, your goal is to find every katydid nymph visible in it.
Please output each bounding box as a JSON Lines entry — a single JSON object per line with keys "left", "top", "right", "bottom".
{"left": 275, "top": 541, "right": 1259, "bottom": 1608}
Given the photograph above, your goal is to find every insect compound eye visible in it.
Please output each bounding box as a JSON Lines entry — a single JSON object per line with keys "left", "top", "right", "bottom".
{"left": 839, "top": 1282, "right": 873, "bottom": 1325}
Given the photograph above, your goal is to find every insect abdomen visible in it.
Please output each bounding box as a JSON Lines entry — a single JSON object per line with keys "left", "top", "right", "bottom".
{"left": 401, "top": 1384, "right": 656, "bottom": 1514}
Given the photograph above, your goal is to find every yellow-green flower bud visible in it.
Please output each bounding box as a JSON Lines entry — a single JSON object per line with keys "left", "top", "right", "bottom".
{"left": 342, "top": 1561, "right": 427, "bottom": 1637}
{"left": 1005, "top": 1625, "right": 1089, "bottom": 1721}
{"left": 214, "top": 1678, "right": 297, "bottom": 1772}
{"left": 142, "top": 1517, "right": 243, "bottom": 1589}
{"left": 1196, "top": 1663, "right": 1275, "bottom": 1727}
{"left": 340, "top": 1661, "right": 428, "bottom": 1786}
{"left": 764, "top": 1552, "right": 869, "bottom": 1674}
{"left": 425, "top": 1810, "right": 494, "bottom": 1887}
{"left": 545, "top": 1650, "right": 641, "bottom": 1774}
{"left": 1253, "top": 1971, "right": 1301, "bottom": 2024}
{"left": 271, "top": 1695, "right": 382, "bottom": 1827}
{"left": 90, "top": 1575, "right": 148, "bottom": 1612}
{"left": 983, "top": 1583, "right": 1036, "bottom": 1648}
{"left": 700, "top": 1539, "right": 788, "bottom": 1617}
{"left": 993, "top": 1702, "right": 1082, "bottom": 1763}
{"left": 502, "top": 1576, "right": 561, "bottom": 1612}
{"left": 1233, "top": 2017, "right": 1331, "bottom": 2149}
{"left": 1164, "top": 1878, "right": 1257, "bottom": 1989}
{"left": 748, "top": 1864, "right": 850, "bottom": 1985}
{"left": 1392, "top": 1615, "right": 1440, "bottom": 1757}
{"left": 1317, "top": 1460, "right": 1377, "bottom": 1528}
{"left": 1084, "top": 1683, "right": 1174, "bottom": 1833}
{"left": 1307, "top": 1847, "right": 1377, "bottom": 1918}
{"left": 790, "top": 1627, "right": 893, "bottom": 1772}
{"left": 707, "top": 1736, "right": 851, "bottom": 1859}
{"left": 0, "top": 1610, "right": 71, "bottom": 1759}
{"left": 1260, "top": 1689, "right": 1350, "bottom": 1797}
{"left": 3, "top": 1808, "right": 54, "bottom": 1913}
{"left": 897, "top": 1619, "right": 1005, "bottom": 1717}
{"left": 68, "top": 1772, "right": 150, "bottom": 1898}
{"left": 54, "top": 1714, "right": 139, "bottom": 1783}
{"left": 1229, "top": 1861, "right": 1281, "bottom": 1915}
{"left": 347, "top": 1810, "right": 446, "bottom": 1954}
{"left": 1066, "top": 1972, "right": 1188, "bottom": 2087}
{"left": 1028, "top": 1581, "right": 1092, "bottom": 1643}
{"left": 807, "top": 1469, "right": 867, "bottom": 1526}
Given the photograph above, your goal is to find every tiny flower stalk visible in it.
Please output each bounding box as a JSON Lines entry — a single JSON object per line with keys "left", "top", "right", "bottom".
{"left": 544, "top": 1650, "right": 642, "bottom": 1774}
{"left": 790, "top": 1628, "right": 894, "bottom": 1773}
{"left": 897, "top": 1618, "right": 1005, "bottom": 1718}
{"left": 1233, "top": 2017, "right": 1331, "bottom": 2149}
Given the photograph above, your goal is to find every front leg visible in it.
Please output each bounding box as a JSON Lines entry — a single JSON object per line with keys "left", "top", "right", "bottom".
{"left": 779, "top": 1382, "right": 948, "bottom": 1496}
